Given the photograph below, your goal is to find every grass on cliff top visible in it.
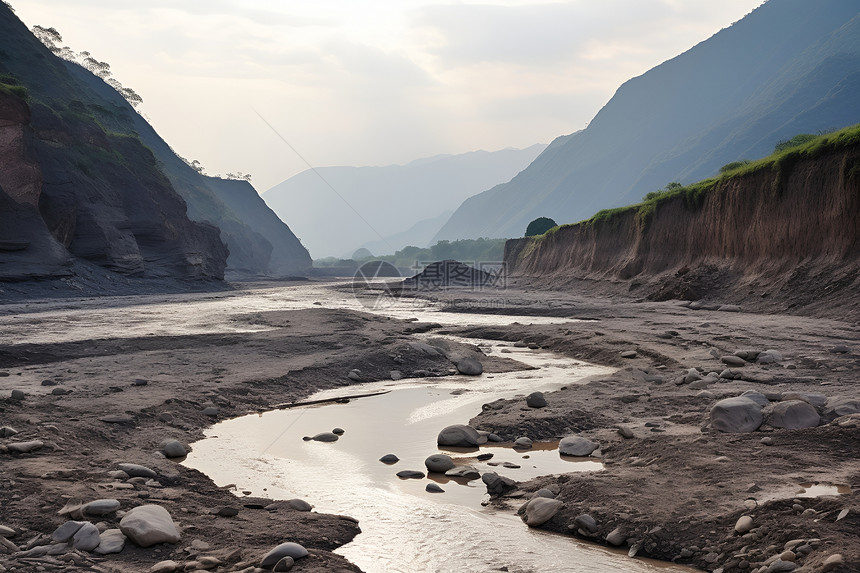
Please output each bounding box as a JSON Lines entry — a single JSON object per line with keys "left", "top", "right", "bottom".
{"left": 532, "top": 122, "right": 860, "bottom": 240}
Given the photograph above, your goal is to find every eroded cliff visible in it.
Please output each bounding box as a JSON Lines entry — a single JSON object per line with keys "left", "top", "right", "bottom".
{"left": 506, "top": 135, "right": 860, "bottom": 317}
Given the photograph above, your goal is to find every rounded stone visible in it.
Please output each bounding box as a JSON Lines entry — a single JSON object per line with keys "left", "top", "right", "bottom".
{"left": 202, "top": 406, "right": 219, "bottom": 417}
{"left": 559, "top": 436, "right": 599, "bottom": 457}
{"left": 119, "top": 505, "right": 181, "bottom": 547}
{"left": 93, "top": 528, "right": 126, "bottom": 554}
{"left": 437, "top": 424, "right": 480, "bottom": 447}
{"left": 310, "top": 432, "right": 339, "bottom": 442}
{"left": 274, "top": 556, "right": 295, "bottom": 571}
{"left": 260, "top": 542, "right": 308, "bottom": 568}
{"left": 710, "top": 397, "right": 763, "bottom": 433}
{"left": 83, "top": 499, "right": 121, "bottom": 516}
{"left": 606, "top": 527, "right": 626, "bottom": 546}
{"left": 425, "top": 483, "right": 445, "bottom": 493}
{"left": 9, "top": 389, "right": 24, "bottom": 401}
{"left": 514, "top": 436, "right": 533, "bottom": 448}
{"left": 456, "top": 357, "right": 483, "bottom": 376}
{"left": 72, "top": 522, "right": 101, "bottom": 552}
{"left": 767, "top": 400, "right": 820, "bottom": 429}
{"left": 735, "top": 515, "right": 753, "bottom": 534}
{"left": 286, "top": 499, "right": 313, "bottom": 512}
{"left": 525, "top": 392, "right": 547, "bottom": 408}
{"left": 331, "top": 427, "right": 345, "bottom": 435}
{"left": 721, "top": 355, "right": 747, "bottom": 367}
{"left": 161, "top": 440, "right": 187, "bottom": 458}
{"left": 379, "top": 454, "right": 399, "bottom": 464}
{"left": 396, "top": 470, "right": 425, "bottom": 479}
{"left": 117, "top": 463, "right": 157, "bottom": 478}
{"left": 425, "top": 454, "right": 455, "bottom": 473}
{"left": 522, "top": 497, "right": 563, "bottom": 527}
{"left": 574, "top": 514, "right": 597, "bottom": 533}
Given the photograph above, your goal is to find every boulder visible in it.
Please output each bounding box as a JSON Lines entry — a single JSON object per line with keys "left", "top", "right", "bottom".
{"left": 260, "top": 542, "right": 308, "bottom": 569}
{"left": 119, "top": 505, "right": 181, "bottom": 547}
{"left": 531, "top": 488, "right": 556, "bottom": 499}
{"left": 118, "top": 463, "right": 157, "bottom": 478}
{"left": 52, "top": 521, "right": 85, "bottom": 542}
{"left": 94, "top": 529, "right": 126, "bottom": 554}
{"left": 823, "top": 397, "right": 860, "bottom": 422}
{"left": 735, "top": 515, "right": 754, "bottom": 534}
{"left": 526, "top": 392, "right": 547, "bottom": 408}
{"left": 710, "top": 397, "right": 763, "bottom": 433}
{"left": 84, "top": 499, "right": 121, "bottom": 516}
{"left": 559, "top": 436, "right": 599, "bottom": 457}
{"left": 767, "top": 400, "right": 820, "bottom": 429}
{"left": 606, "top": 527, "right": 626, "bottom": 546}
{"left": 424, "top": 454, "right": 455, "bottom": 473}
{"left": 285, "top": 499, "right": 312, "bottom": 512}
{"left": 6, "top": 440, "right": 44, "bottom": 453}
{"left": 455, "top": 357, "right": 483, "bottom": 376}
{"left": 514, "top": 436, "right": 533, "bottom": 448}
{"left": 72, "top": 522, "right": 101, "bottom": 551}
{"left": 522, "top": 497, "right": 563, "bottom": 527}
{"left": 482, "top": 472, "right": 516, "bottom": 495}
{"left": 161, "top": 440, "right": 187, "bottom": 458}
{"left": 721, "top": 355, "right": 747, "bottom": 367}
{"left": 437, "top": 424, "right": 480, "bottom": 447}
{"left": 574, "top": 514, "right": 598, "bottom": 533}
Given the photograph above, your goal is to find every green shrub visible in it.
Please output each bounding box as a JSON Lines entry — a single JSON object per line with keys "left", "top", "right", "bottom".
{"left": 525, "top": 217, "right": 557, "bottom": 237}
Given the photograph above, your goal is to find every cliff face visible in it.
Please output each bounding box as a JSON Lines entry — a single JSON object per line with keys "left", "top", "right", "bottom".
{"left": 0, "top": 4, "right": 310, "bottom": 283}
{"left": 506, "top": 143, "right": 860, "bottom": 315}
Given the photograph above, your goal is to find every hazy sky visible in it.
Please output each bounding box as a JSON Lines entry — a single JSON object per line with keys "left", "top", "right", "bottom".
{"left": 12, "top": 0, "right": 764, "bottom": 192}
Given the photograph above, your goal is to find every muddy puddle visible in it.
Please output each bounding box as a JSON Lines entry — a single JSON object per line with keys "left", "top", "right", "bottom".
{"left": 185, "top": 336, "right": 694, "bottom": 573}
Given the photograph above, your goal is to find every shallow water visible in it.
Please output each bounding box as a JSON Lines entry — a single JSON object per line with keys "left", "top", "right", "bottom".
{"left": 185, "top": 332, "right": 693, "bottom": 572}
{"left": 0, "top": 281, "right": 576, "bottom": 345}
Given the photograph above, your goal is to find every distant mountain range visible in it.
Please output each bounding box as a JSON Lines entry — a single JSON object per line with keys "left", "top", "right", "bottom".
{"left": 0, "top": 4, "right": 310, "bottom": 282}
{"left": 435, "top": 0, "right": 860, "bottom": 242}
{"left": 263, "top": 145, "right": 546, "bottom": 258}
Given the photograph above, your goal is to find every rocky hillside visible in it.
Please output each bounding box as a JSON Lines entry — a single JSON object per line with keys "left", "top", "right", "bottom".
{"left": 0, "top": 4, "right": 310, "bottom": 282}
{"left": 437, "top": 0, "right": 860, "bottom": 241}
{"left": 505, "top": 126, "right": 860, "bottom": 318}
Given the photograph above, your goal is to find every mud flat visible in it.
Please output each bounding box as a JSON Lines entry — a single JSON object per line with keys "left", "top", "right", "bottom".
{"left": 0, "top": 279, "right": 858, "bottom": 572}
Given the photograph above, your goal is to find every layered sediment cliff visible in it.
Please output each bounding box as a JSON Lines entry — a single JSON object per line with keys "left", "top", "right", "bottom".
{"left": 506, "top": 138, "right": 860, "bottom": 317}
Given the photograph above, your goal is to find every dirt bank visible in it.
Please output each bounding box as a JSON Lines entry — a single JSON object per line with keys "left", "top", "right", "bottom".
{"left": 505, "top": 142, "right": 860, "bottom": 321}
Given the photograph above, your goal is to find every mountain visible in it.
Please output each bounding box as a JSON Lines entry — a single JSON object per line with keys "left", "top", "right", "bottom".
{"left": 0, "top": 4, "right": 310, "bottom": 282}
{"left": 353, "top": 210, "right": 453, "bottom": 258}
{"left": 263, "top": 145, "right": 546, "bottom": 258}
{"left": 435, "top": 0, "right": 860, "bottom": 241}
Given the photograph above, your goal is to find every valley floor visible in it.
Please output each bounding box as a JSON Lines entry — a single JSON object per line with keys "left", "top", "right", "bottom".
{"left": 0, "top": 278, "right": 857, "bottom": 573}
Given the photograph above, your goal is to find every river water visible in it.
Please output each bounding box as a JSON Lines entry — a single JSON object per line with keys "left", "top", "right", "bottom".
{"left": 1, "top": 282, "right": 694, "bottom": 572}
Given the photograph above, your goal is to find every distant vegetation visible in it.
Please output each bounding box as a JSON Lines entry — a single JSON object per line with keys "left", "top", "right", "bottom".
{"left": 315, "top": 237, "right": 507, "bottom": 272}
{"left": 544, "top": 124, "right": 860, "bottom": 235}
{"left": 0, "top": 73, "right": 27, "bottom": 100}
{"left": 525, "top": 217, "right": 557, "bottom": 237}
{"left": 31, "top": 24, "right": 143, "bottom": 108}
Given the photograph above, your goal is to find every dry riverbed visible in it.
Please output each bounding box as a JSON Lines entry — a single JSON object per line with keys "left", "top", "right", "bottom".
{"left": 1, "top": 279, "right": 858, "bottom": 573}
